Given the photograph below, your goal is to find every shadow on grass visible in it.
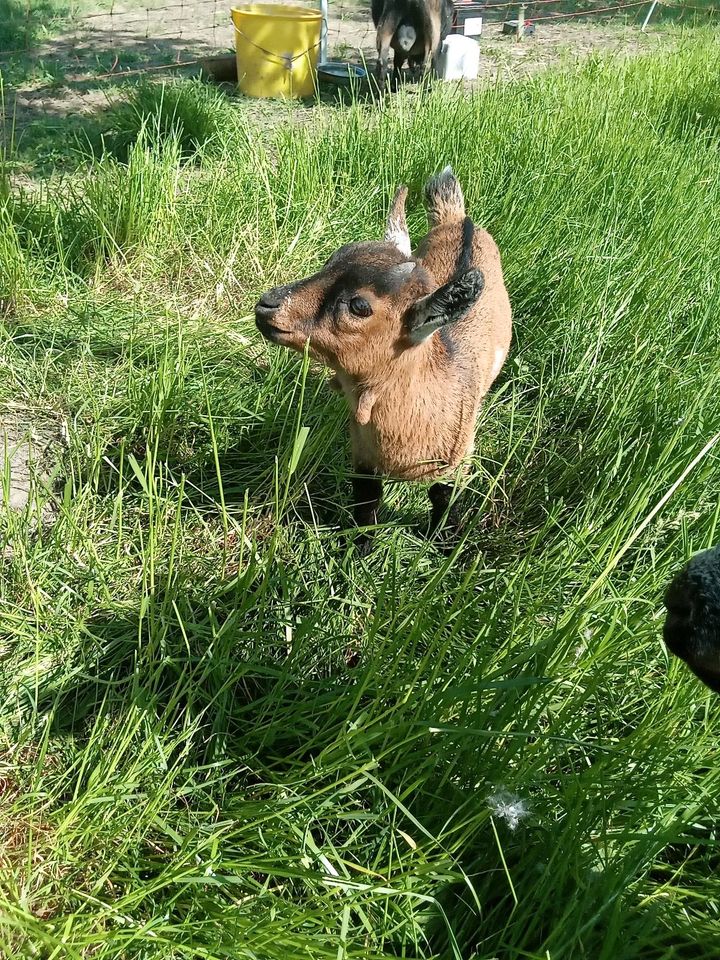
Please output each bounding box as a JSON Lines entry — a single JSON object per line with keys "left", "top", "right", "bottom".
{"left": 661, "top": 87, "right": 720, "bottom": 143}
{"left": 26, "top": 568, "right": 378, "bottom": 757}
{"left": 2, "top": 26, "right": 245, "bottom": 173}
{"left": 3, "top": 66, "right": 379, "bottom": 179}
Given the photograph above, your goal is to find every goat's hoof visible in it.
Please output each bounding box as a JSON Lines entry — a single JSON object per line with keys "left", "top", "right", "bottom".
{"left": 427, "top": 507, "right": 464, "bottom": 554}
{"left": 354, "top": 533, "right": 375, "bottom": 558}
{"left": 430, "top": 528, "right": 462, "bottom": 557}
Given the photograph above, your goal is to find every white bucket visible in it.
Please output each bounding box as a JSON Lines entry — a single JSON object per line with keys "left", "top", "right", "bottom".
{"left": 436, "top": 34, "right": 480, "bottom": 81}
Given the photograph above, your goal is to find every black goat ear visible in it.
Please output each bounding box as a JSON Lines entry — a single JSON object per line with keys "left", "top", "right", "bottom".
{"left": 405, "top": 269, "right": 485, "bottom": 344}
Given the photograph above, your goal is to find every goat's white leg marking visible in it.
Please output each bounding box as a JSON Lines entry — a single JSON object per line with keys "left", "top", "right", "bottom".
{"left": 490, "top": 346, "right": 507, "bottom": 381}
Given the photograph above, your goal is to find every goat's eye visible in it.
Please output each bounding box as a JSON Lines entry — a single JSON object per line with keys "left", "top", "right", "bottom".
{"left": 349, "top": 296, "right": 372, "bottom": 318}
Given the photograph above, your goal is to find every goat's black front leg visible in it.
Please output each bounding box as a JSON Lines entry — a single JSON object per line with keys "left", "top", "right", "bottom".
{"left": 428, "top": 482, "right": 462, "bottom": 537}
{"left": 376, "top": 41, "right": 391, "bottom": 90}
{"left": 351, "top": 467, "right": 383, "bottom": 555}
{"left": 408, "top": 56, "right": 423, "bottom": 83}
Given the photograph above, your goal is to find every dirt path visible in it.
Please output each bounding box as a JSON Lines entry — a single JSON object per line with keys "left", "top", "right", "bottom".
{"left": 1, "top": 410, "right": 64, "bottom": 541}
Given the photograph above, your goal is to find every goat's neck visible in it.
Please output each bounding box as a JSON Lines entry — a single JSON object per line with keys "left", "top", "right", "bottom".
{"left": 334, "top": 338, "right": 441, "bottom": 410}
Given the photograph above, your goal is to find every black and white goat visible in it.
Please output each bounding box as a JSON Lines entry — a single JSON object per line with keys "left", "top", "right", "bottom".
{"left": 371, "top": 0, "right": 454, "bottom": 87}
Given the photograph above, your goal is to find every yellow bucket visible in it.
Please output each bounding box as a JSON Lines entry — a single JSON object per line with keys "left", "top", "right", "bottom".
{"left": 231, "top": 3, "right": 323, "bottom": 99}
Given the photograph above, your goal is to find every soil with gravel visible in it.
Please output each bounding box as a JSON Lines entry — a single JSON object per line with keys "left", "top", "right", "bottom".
{"left": 1, "top": 411, "right": 64, "bottom": 525}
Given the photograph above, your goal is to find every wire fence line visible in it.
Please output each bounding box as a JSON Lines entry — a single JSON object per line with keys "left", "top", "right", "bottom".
{"left": 1, "top": 0, "right": 233, "bottom": 60}
{"left": 0, "top": 0, "right": 715, "bottom": 81}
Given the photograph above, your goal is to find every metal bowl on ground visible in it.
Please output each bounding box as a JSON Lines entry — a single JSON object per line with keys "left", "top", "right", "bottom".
{"left": 317, "top": 61, "right": 367, "bottom": 88}
{"left": 200, "top": 54, "right": 238, "bottom": 83}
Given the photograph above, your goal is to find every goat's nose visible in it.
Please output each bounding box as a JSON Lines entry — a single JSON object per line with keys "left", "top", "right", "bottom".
{"left": 257, "top": 285, "right": 290, "bottom": 311}
{"left": 663, "top": 572, "right": 696, "bottom": 658}
{"left": 663, "top": 576, "right": 693, "bottom": 619}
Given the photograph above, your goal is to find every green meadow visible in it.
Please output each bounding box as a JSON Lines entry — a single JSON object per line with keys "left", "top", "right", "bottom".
{"left": 2, "top": 34, "right": 720, "bottom": 959}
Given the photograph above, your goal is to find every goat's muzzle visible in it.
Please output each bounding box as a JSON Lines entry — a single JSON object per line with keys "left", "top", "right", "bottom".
{"left": 255, "top": 284, "right": 293, "bottom": 343}
{"left": 663, "top": 561, "right": 720, "bottom": 693}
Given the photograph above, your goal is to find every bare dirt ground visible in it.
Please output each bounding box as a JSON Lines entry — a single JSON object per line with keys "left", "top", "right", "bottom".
{"left": 1, "top": 410, "right": 64, "bottom": 542}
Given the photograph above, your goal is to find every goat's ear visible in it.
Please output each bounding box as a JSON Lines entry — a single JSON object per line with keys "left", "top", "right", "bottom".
{"left": 384, "top": 185, "right": 411, "bottom": 257}
{"left": 406, "top": 269, "right": 485, "bottom": 344}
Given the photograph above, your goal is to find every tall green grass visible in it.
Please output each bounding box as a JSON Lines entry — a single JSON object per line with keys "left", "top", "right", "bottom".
{"left": 98, "top": 80, "right": 242, "bottom": 162}
{"left": 2, "top": 35, "right": 720, "bottom": 959}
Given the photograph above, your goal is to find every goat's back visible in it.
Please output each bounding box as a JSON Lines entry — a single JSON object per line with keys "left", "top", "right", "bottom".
{"left": 417, "top": 220, "right": 511, "bottom": 393}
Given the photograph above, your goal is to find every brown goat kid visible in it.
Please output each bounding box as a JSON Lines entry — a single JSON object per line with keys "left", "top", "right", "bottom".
{"left": 255, "top": 168, "right": 512, "bottom": 548}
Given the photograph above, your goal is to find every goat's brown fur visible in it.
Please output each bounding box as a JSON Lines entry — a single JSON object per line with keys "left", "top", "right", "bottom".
{"left": 255, "top": 168, "right": 511, "bottom": 531}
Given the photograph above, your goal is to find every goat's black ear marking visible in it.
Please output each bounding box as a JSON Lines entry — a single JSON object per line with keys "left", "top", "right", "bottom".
{"left": 406, "top": 268, "right": 485, "bottom": 344}
{"left": 456, "top": 217, "right": 475, "bottom": 276}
